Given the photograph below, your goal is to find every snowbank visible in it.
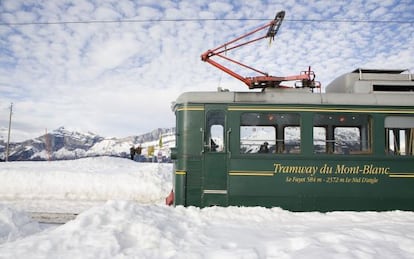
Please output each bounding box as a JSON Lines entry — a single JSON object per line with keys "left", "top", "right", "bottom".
{"left": 0, "top": 205, "right": 41, "bottom": 244}
{"left": 0, "top": 157, "right": 172, "bottom": 204}
{"left": 0, "top": 202, "right": 414, "bottom": 258}
{"left": 0, "top": 157, "right": 414, "bottom": 258}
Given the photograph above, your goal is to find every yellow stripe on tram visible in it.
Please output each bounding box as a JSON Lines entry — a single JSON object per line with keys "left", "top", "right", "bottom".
{"left": 228, "top": 106, "right": 414, "bottom": 114}
{"left": 177, "top": 106, "right": 204, "bottom": 111}
{"left": 389, "top": 173, "right": 414, "bottom": 178}
{"left": 229, "top": 171, "right": 275, "bottom": 176}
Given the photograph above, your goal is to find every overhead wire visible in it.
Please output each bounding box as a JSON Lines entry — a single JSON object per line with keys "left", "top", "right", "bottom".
{"left": 0, "top": 18, "right": 413, "bottom": 26}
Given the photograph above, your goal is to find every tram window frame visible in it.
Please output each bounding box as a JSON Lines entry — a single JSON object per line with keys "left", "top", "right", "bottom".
{"left": 313, "top": 114, "right": 371, "bottom": 155}
{"left": 385, "top": 116, "right": 414, "bottom": 156}
{"left": 239, "top": 113, "right": 301, "bottom": 154}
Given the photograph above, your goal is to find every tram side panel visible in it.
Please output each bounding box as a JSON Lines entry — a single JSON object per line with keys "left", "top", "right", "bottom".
{"left": 225, "top": 109, "right": 414, "bottom": 211}
{"left": 174, "top": 107, "right": 204, "bottom": 206}
{"left": 227, "top": 157, "right": 414, "bottom": 211}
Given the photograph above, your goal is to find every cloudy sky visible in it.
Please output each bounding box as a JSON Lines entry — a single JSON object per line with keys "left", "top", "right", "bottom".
{"left": 1, "top": 0, "right": 413, "bottom": 141}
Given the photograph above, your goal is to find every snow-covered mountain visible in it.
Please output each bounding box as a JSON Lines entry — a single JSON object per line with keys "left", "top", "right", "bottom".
{"left": 0, "top": 127, "right": 175, "bottom": 161}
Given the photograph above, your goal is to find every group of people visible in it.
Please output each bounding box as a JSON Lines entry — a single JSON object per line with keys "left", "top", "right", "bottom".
{"left": 130, "top": 142, "right": 270, "bottom": 158}
{"left": 130, "top": 145, "right": 142, "bottom": 160}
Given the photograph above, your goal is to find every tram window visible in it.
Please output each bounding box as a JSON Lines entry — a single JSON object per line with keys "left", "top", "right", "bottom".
{"left": 385, "top": 116, "right": 414, "bottom": 156}
{"left": 206, "top": 110, "right": 225, "bottom": 152}
{"left": 240, "top": 126, "right": 275, "bottom": 153}
{"left": 210, "top": 125, "right": 224, "bottom": 152}
{"left": 284, "top": 126, "right": 300, "bottom": 153}
{"left": 334, "top": 127, "right": 362, "bottom": 154}
{"left": 240, "top": 113, "right": 300, "bottom": 154}
{"left": 314, "top": 127, "right": 327, "bottom": 153}
{"left": 313, "top": 114, "right": 371, "bottom": 154}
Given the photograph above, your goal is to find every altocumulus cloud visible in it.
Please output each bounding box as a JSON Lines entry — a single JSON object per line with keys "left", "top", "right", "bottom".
{"left": 0, "top": 0, "right": 413, "bottom": 141}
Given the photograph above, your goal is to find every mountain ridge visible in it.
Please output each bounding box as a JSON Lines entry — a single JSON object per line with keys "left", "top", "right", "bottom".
{"left": 0, "top": 127, "right": 175, "bottom": 161}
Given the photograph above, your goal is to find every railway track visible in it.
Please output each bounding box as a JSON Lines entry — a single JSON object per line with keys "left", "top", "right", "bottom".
{"left": 0, "top": 199, "right": 103, "bottom": 224}
{"left": 29, "top": 212, "right": 78, "bottom": 224}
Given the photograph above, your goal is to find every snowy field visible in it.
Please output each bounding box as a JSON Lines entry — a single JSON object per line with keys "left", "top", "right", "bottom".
{"left": 1, "top": 157, "right": 414, "bottom": 258}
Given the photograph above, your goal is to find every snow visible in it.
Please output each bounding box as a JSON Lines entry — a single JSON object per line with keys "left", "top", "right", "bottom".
{"left": 1, "top": 157, "right": 414, "bottom": 258}
{"left": 0, "top": 157, "right": 171, "bottom": 206}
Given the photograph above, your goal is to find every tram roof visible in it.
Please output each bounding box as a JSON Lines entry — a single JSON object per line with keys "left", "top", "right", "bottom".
{"left": 175, "top": 68, "right": 414, "bottom": 108}
{"left": 175, "top": 89, "right": 413, "bottom": 107}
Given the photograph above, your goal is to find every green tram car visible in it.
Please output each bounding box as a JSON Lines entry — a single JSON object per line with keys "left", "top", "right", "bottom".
{"left": 169, "top": 69, "right": 414, "bottom": 211}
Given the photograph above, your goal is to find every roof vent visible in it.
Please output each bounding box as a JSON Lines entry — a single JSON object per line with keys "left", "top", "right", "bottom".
{"left": 326, "top": 68, "right": 414, "bottom": 93}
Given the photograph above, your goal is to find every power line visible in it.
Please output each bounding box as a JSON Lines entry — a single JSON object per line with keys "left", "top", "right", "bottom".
{"left": 287, "top": 19, "right": 413, "bottom": 24}
{"left": 0, "top": 18, "right": 413, "bottom": 26}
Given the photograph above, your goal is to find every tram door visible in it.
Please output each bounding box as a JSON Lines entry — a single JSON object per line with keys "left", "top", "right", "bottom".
{"left": 202, "top": 105, "right": 228, "bottom": 206}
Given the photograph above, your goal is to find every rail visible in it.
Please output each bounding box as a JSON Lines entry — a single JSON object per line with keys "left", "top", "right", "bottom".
{"left": 29, "top": 212, "right": 78, "bottom": 224}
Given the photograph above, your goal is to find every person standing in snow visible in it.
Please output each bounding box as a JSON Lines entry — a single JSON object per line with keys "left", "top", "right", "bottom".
{"left": 135, "top": 145, "right": 142, "bottom": 156}
{"left": 130, "top": 146, "right": 136, "bottom": 160}
{"left": 135, "top": 145, "right": 142, "bottom": 162}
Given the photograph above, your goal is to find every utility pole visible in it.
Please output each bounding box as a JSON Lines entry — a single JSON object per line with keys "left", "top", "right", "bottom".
{"left": 5, "top": 103, "right": 13, "bottom": 162}
{"left": 45, "top": 128, "right": 51, "bottom": 161}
